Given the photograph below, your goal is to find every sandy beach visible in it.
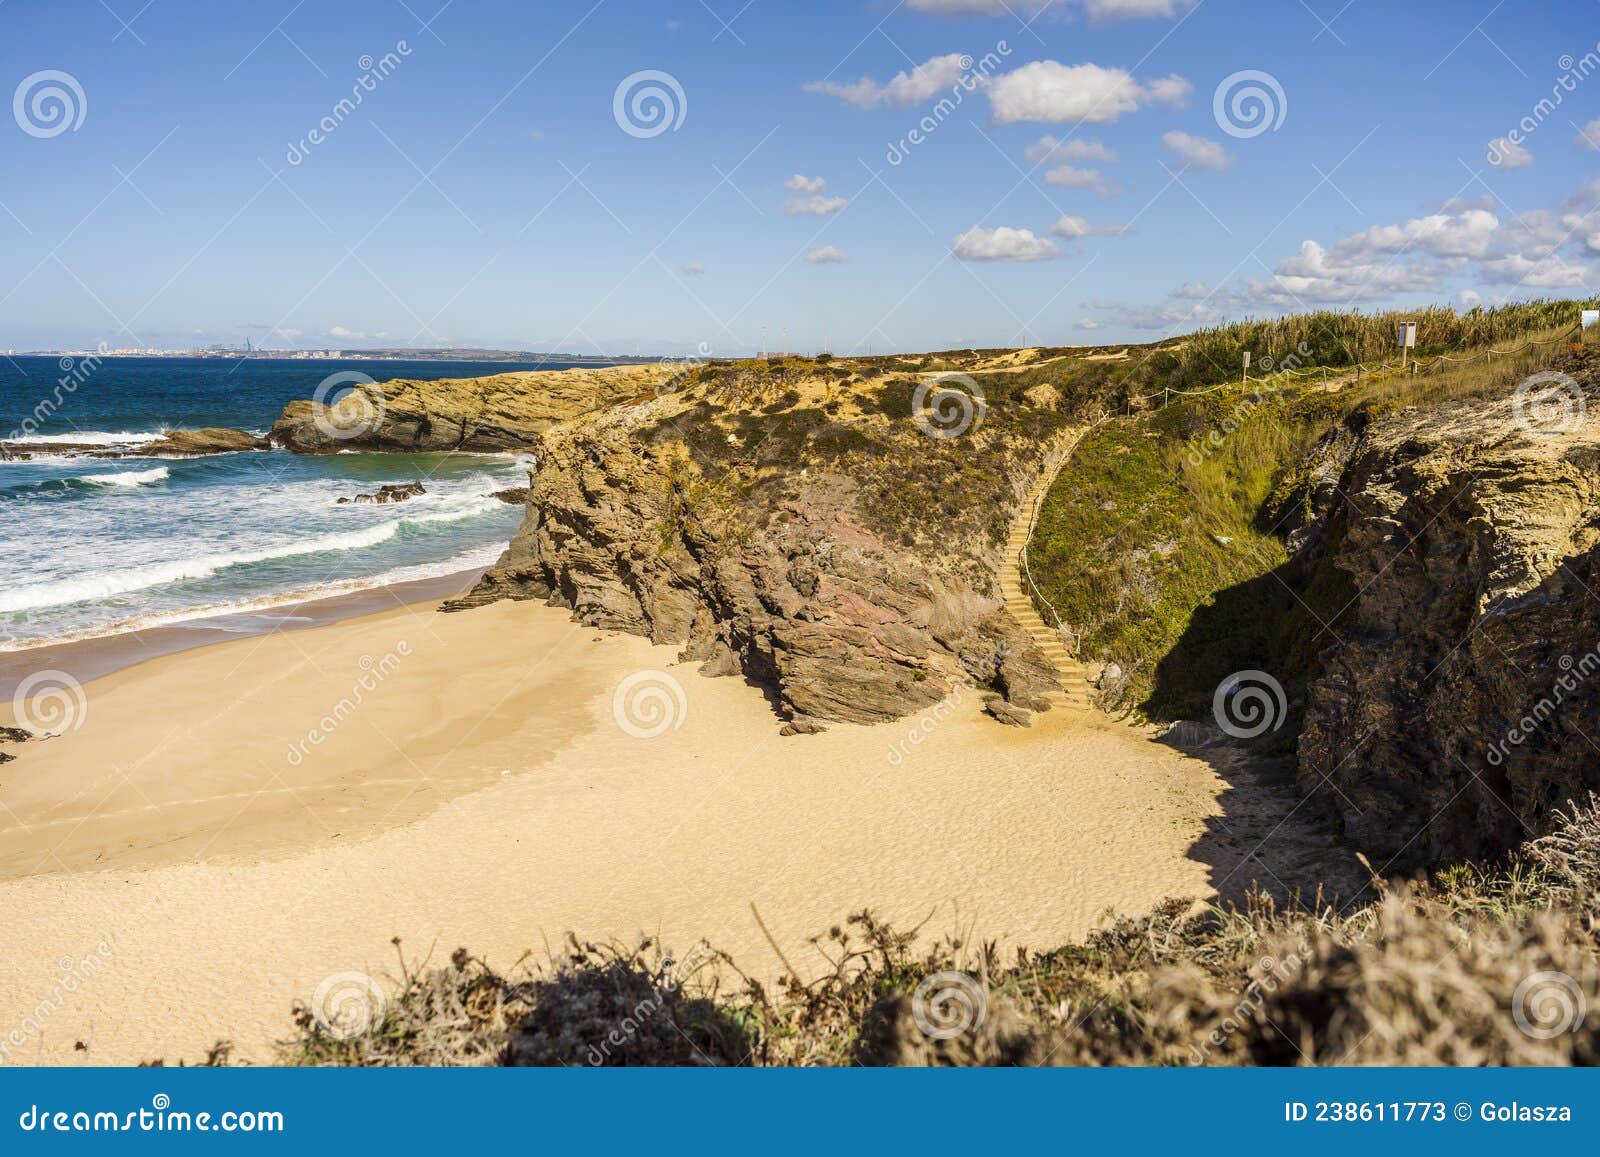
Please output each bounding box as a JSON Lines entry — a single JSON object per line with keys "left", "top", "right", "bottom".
{"left": 0, "top": 588, "right": 1237, "bottom": 1066}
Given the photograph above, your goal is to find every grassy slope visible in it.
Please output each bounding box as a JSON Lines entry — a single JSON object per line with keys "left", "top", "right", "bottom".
{"left": 1030, "top": 319, "right": 1589, "bottom": 720}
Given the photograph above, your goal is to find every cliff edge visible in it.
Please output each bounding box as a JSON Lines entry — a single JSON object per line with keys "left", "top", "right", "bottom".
{"left": 446, "top": 358, "right": 1078, "bottom": 727}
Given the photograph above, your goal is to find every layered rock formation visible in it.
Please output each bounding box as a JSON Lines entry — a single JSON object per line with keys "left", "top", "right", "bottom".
{"left": 447, "top": 360, "right": 1071, "bottom": 727}
{"left": 268, "top": 365, "right": 676, "bottom": 453}
{"left": 1299, "top": 355, "right": 1600, "bottom": 867}
{"left": 0, "top": 427, "right": 267, "bottom": 458}
{"left": 136, "top": 428, "right": 269, "bottom": 456}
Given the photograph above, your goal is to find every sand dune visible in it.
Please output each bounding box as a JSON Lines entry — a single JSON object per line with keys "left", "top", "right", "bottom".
{"left": 0, "top": 596, "right": 1226, "bottom": 1065}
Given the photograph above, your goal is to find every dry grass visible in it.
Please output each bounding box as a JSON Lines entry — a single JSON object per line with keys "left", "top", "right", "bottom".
{"left": 274, "top": 797, "right": 1600, "bottom": 1067}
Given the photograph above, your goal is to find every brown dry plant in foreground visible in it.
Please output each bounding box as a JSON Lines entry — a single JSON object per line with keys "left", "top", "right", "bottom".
{"left": 271, "top": 797, "right": 1600, "bottom": 1067}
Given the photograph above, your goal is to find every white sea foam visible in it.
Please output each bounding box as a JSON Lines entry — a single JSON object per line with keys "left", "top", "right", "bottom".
{"left": 5, "top": 430, "right": 166, "bottom": 447}
{"left": 74, "top": 466, "right": 170, "bottom": 488}
{"left": 0, "top": 499, "right": 506, "bottom": 614}
{"left": 0, "top": 543, "right": 507, "bottom": 652}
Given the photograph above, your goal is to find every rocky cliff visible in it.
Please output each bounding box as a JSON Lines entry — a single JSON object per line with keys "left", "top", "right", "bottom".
{"left": 447, "top": 358, "right": 1075, "bottom": 727}
{"left": 1299, "top": 349, "right": 1600, "bottom": 867}
{"left": 268, "top": 364, "right": 676, "bottom": 453}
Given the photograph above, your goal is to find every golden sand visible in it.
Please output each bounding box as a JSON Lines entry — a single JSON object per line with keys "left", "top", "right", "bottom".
{"left": 0, "top": 595, "right": 1227, "bottom": 1065}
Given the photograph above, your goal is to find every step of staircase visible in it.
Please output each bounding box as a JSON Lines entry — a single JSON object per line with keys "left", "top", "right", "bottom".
{"left": 1000, "top": 430, "right": 1096, "bottom": 711}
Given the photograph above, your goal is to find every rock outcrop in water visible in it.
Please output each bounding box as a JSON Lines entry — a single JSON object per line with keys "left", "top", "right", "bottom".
{"left": 0, "top": 428, "right": 267, "bottom": 459}
{"left": 1299, "top": 351, "right": 1600, "bottom": 867}
{"left": 268, "top": 365, "right": 676, "bottom": 453}
{"left": 137, "top": 428, "right": 269, "bottom": 456}
{"left": 447, "top": 358, "right": 1074, "bottom": 726}
{"left": 337, "top": 482, "right": 426, "bottom": 505}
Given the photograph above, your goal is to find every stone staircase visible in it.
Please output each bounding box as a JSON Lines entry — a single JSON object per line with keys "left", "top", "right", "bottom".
{"left": 1002, "top": 434, "right": 1093, "bottom": 710}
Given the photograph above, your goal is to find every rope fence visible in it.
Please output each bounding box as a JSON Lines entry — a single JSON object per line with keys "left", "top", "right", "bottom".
{"left": 1128, "top": 323, "right": 1582, "bottom": 408}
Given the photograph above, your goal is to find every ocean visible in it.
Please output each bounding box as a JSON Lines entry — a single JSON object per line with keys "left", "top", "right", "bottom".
{"left": 0, "top": 355, "right": 587, "bottom": 650}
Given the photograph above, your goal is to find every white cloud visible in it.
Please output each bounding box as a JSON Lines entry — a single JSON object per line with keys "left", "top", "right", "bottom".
{"left": 1051, "top": 215, "right": 1096, "bottom": 238}
{"left": 682, "top": 261, "right": 707, "bottom": 276}
{"left": 1476, "top": 252, "right": 1591, "bottom": 287}
{"left": 1334, "top": 209, "right": 1500, "bottom": 260}
{"left": 1043, "top": 164, "right": 1110, "bottom": 193}
{"left": 1051, "top": 177, "right": 1600, "bottom": 332}
{"left": 1076, "top": 318, "right": 1103, "bottom": 330}
{"left": 1083, "top": 0, "right": 1197, "bottom": 19}
{"left": 785, "top": 174, "right": 827, "bottom": 193}
{"left": 805, "top": 246, "right": 849, "bottom": 264}
{"left": 1162, "top": 130, "right": 1234, "bottom": 171}
{"left": 805, "top": 52, "right": 971, "bottom": 109}
{"left": 1050, "top": 215, "right": 1123, "bottom": 238}
{"left": 987, "top": 61, "right": 1190, "bottom": 125}
{"left": 1024, "top": 134, "right": 1117, "bottom": 163}
{"left": 952, "top": 225, "right": 1058, "bottom": 262}
{"left": 782, "top": 194, "right": 848, "bottom": 216}
{"left": 907, "top": 0, "right": 1195, "bottom": 20}
{"left": 1265, "top": 240, "right": 1442, "bottom": 302}
{"left": 1576, "top": 119, "right": 1600, "bottom": 150}
{"left": 1487, "top": 137, "right": 1533, "bottom": 168}
{"left": 1087, "top": 298, "right": 1225, "bottom": 331}
{"left": 329, "top": 326, "right": 355, "bottom": 337}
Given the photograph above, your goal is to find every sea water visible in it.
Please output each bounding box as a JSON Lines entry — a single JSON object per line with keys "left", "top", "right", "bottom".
{"left": 0, "top": 355, "right": 582, "bottom": 649}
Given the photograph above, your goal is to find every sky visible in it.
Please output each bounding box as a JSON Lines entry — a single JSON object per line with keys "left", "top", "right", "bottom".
{"left": 0, "top": 0, "right": 1597, "bottom": 356}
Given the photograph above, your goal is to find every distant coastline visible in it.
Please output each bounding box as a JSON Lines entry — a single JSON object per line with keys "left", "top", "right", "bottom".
{"left": 6, "top": 348, "right": 662, "bottom": 364}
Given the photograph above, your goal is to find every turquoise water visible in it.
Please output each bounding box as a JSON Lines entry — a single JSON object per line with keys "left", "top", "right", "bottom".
{"left": 0, "top": 356, "right": 584, "bottom": 648}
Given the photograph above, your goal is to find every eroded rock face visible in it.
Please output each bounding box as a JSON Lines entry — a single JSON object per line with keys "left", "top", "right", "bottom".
{"left": 447, "top": 365, "right": 1067, "bottom": 726}
{"left": 268, "top": 365, "right": 676, "bottom": 453}
{"left": 1300, "top": 378, "right": 1600, "bottom": 868}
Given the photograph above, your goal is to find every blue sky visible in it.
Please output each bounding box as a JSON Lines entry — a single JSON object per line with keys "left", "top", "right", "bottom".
{"left": 1, "top": 0, "right": 1596, "bottom": 355}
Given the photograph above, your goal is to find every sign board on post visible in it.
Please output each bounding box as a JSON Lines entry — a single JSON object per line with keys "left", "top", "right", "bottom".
{"left": 1398, "top": 321, "right": 1417, "bottom": 369}
{"left": 1242, "top": 350, "right": 1251, "bottom": 384}
{"left": 1583, "top": 310, "right": 1599, "bottom": 343}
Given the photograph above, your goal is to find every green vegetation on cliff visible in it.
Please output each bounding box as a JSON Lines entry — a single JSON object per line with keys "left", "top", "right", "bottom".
{"left": 1029, "top": 312, "right": 1593, "bottom": 720}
